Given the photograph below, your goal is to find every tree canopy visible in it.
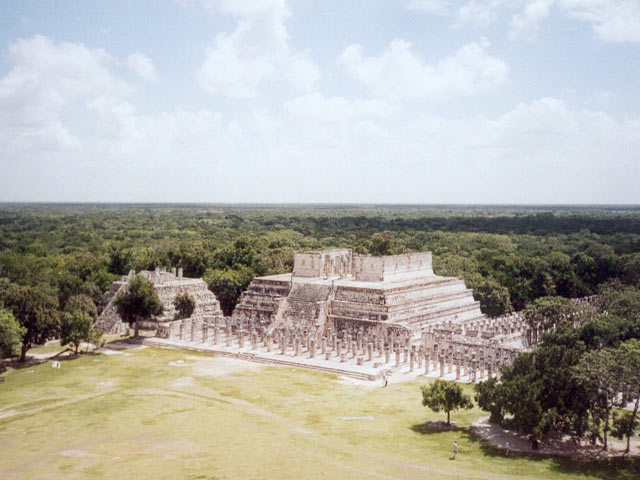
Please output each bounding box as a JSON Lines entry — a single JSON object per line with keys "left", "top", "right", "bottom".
{"left": 173, "top": 292, "right": 196, "bottom": 320}
{"left": 421, "top": 380, "right": 473, "bottom": 425}
{"left": 3, "top": 284, "right": 60, "bottom": 361}
{"left": 113, "top": 275, "right": 163, "bottom": 337}
{"left": 0, "top": 308, "right": 25, "bottom": 359}
{"left": 475, "top": 284, "right": 640, "bottom": 447}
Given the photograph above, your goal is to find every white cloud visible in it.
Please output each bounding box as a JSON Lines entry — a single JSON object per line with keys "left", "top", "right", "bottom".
{"left": 457, "top": 0, "right": 504, "bottom": 28}
{"left": 407, "top": 0, "right": 640, "bottom": 44}
{"left": 285, "top": 93, "right": 396, "bottom": 123}
{"left": 1, "top": 34, "right": 638, "bottom": 203}
{"left": 339, "top": 38, "right": 509, "bottom": 101}
{"left": 0, "top": 35, "right": 131, "bottom": 157}
{"left": 126, "top": 53, "right": 158, "bottom": 82}
{"left": 193, "top": 0, "right": 318, "bottom": 97}
{"left": 404, "top": 0, "right": 452, "bottom": 16}
{"left": 561, "top": 0, "right": 640, "bottom": 44}
{"left": 508, "top": 0, "right": 640, "bottom": 43}
{"left": 509, "top": 0, "right": 555, "bottom": 41}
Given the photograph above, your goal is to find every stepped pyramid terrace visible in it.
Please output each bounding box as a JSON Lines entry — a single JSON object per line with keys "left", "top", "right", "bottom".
{"left": 130, "top": 250, "right": 595, "bottom": 382}
{"left": 232, "top": 249, "right": 486, "bottom": 339}
{"left": 95, "top": 266, "right": 224, "bottom": 338}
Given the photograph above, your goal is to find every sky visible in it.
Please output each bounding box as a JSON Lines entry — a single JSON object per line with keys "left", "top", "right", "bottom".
{"left": 1, "top": 0, "right": 639, "bottom": 204}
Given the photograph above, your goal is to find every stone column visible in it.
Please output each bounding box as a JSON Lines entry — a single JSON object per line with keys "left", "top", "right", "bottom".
{"left": 471, "top": 360, "right": 477, "bottom": 383}
{"left": 403, "top": 348, "right": 408, "bottom": 364}
{"left": 238, "top": 329, "right": 244, "bottom": 349}
{"left": 309, "top": 340, "right": 315, "bottom": 358}
{"left": 456, "top": 356, "right": 461, "bottom": 380}
{"left": 395, "top": 348, "right": 400, "bottom": 368}
{"left": 321, "top": 337, "right": 327, "bottom": 354}
{"left": 295, "top": 337, "right": 300, "bottom": 356}
{"left": 266, "top": 334, "right": 272, "bottom": 352}
{"left": 179, "top": 322, "right": 184, "bottom": 341}
{"left": 424, "top": 353, "right": 429, "bottom": 374}
{"left": 336, "top": 340, "right": 342, "bottom": 358}
{"left": 385, "top": 347, "right": 390, "bottom": 364}
{"left": 409, "top": 350, "right": 415, "bottom": 372}
{"left": 367, "top": 343, "right": 373, "bottom": 362}
{"left": 417, "top": 350, "right": 423, "bottom": 369}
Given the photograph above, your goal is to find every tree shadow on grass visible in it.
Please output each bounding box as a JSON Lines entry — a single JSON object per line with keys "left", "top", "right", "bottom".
{"left": 469, "top": 426, "right": 640, "bottom": 480}
{"left": 410, "top": 421, "right": 465, "bottom": 435}
{"left": 410, "top": 423, "right": 640, "bottom": 480}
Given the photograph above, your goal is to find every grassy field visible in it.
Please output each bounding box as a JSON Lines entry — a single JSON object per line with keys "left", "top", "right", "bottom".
{"left": 0, "top": 346, "right": 637, "bottom": 480}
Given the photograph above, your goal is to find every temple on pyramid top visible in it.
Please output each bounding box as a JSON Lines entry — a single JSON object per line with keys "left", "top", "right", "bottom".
{"left": 232, "top": 249, "right": 485, "bottom": 340}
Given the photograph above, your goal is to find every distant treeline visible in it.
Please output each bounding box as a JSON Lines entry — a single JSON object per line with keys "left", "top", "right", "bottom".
{"left": 1, "top": 205, "right": 639, "bottom": 317}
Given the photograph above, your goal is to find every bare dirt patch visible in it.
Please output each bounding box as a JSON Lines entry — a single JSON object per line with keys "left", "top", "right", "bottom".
{"left": 188, "top": 356, "right": 264, "bottom": 377}
{"left": 471, "top": 417, "right": 640, "bottom": 459}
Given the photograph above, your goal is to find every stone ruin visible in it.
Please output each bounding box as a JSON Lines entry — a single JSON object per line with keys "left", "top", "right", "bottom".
{"left": 232, "top": 249, "right": 481, "bottom": 338}
{"left": 103, "top": 250, "right": 598, "bottom": 382}
{"left": 95, "top": 266, "right": 223, "bottom": 337}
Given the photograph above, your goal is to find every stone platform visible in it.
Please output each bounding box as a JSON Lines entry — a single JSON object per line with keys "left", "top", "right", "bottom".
{"left": 140, "top": 325, "right": 502, "bottom": 384}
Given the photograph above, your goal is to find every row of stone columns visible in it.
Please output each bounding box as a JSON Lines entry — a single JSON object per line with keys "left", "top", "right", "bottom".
{"left": 170, "top": 319, "right": 515, "bottom": 380}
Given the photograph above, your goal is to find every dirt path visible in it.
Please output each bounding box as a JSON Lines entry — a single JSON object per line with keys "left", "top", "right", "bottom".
{"left": 471, "top": 417, "right": 640, "bottom": 459}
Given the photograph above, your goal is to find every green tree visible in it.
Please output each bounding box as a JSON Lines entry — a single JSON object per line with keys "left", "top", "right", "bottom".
{"left": 0, "top": 309, "right": 25, "bottom": 358}
{"left": 421, "top": 380, "right": 473, "bottom": 425}
{"left": 60, "top": 310, "right": 93, "bottom": 354}
{"left": 108, "top": 245, "right": 132, "bottom": 275}
{"left": 62, "top": 294, "right": 100, "bottom": 354}
{"left": 471, "top": 278, "right": 513, "bottom": 317}
{"left": 205, "top": 266, "right": 253, "bottom": 316}
{"left": 612, "top": 412, "right": 639, "bottom": 455}
{"left": 523, "top": 296, "right": 579, "bottom": 331}
{"left": 173, "top": 292, "right": 196, "bottom": 320}
{"left": 370, "top": 232, "right": 402, "bottom": 256}
{"left": 474, "top": 377, "right": 504, "bottom": 423}
{"left": 3, "top": 285, "right": 60, "bottom": 361}
{"left": 64, "top": 294, "right": 98, "bottom": 320}
{"left": 113, "top": 275, "right": 163, "bottom": 337}
{"left": 574, "top": 346, "right": 629, "bottom": 450}
{"left": 614, "top": 339, "right": 640, "bottom": 453}
{"left": 598, "top": 281, "right": 640, "bottom": 321}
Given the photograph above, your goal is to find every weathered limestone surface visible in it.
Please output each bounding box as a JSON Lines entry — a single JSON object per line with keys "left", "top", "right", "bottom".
{"left": 136, "top": 251, "right": 599, "bottom": 382}
{"left": 233, "top": 249, "right": 483, "bottom": 339}
{"left": 95, "top": 268, "right": 223, "bottom": 336}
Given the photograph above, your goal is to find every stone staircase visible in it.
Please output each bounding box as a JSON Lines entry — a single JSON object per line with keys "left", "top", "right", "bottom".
{"left": 94, "top": 281, "right": 129, "bottom": 334}
{"left": 232, "top": 278, "right": 291, "bottom": 328}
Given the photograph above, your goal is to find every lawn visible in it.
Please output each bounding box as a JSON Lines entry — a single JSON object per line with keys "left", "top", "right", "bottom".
{"left": 0, "top": 346, "right": 637, "bottom": 480}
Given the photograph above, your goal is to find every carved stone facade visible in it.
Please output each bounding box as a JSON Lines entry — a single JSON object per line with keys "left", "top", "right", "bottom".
{"left": 131, "top": 252, "right": 598, "bottom": 383}
{"left": 95, "top": 267, "right": 223, "bottom": 335}
{"left": 232, "top": 250, "right": 482, "bottom": 339}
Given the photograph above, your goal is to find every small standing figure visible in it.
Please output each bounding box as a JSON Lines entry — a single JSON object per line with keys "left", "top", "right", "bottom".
{"left": 382, "top": 373, "right": 388, "bottom": 387}
{"left": 452, "top": 440, "right": 458, "bottom": 459}
{"left": 505, "top": 440, "right": 510, "bottom": 456}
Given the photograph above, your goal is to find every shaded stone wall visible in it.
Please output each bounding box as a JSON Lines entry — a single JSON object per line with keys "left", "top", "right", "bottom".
{"left": 293, "top": 249, "right": 352, "bottom": 278}
{"left": 95, "top": 267, "right": 224, "bottom": 336}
